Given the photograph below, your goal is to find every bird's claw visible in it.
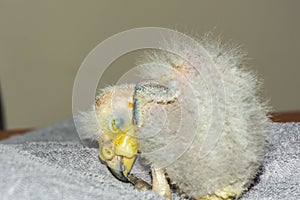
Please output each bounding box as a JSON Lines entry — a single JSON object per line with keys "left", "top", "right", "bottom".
{"left": 128, "top": 174, "right": 152, "bottom": 191}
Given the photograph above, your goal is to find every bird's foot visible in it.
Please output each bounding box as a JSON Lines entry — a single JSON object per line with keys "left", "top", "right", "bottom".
{"left": 197, "top": 195, "right": 232, "bottom": 200}
{"left": 151, "top": 167, "right": 172, "bottom": 200}
{"left": 128, "top": 168, "right": 172, "bottom": 199}
{"left": 197, "top": 185, "right": 241, "bottom": 200}
{"left": 128, "top": 174, "right": 152, "bottom": 191}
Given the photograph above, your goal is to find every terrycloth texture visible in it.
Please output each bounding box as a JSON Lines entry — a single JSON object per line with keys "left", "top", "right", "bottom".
{"left": 1, "top": 119, "right": 80, "bottom": 144}
{"left": 0, "top": 120, "right": 299, "bottom": 200}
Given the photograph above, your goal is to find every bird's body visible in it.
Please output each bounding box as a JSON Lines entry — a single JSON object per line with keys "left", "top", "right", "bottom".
{"left": 78, "top": 33, "right": 270, "bottom": 199}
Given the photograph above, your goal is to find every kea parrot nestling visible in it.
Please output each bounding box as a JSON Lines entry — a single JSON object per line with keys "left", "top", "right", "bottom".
{"left": 77, "top": 33, "right": 270, "bottom": 200}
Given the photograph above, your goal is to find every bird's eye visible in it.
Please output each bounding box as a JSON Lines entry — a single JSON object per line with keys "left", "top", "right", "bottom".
{"left": 109, "top": 117, "right": 124, "bottom": 133}
{"left": 112, "top": 118, "right": 118, "bottom": 132}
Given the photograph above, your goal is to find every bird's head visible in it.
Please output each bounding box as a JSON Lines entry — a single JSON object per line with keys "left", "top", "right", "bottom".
{"left": 95, "top": 85, "right": 138, "bottom": 182}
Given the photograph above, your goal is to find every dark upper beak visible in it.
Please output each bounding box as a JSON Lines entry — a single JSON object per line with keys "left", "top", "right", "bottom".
{"left": 107, "top": 165, "right": 129, "bottom": 182}
{"left": 102, "top": 155, "right": 136, "bottom": 183}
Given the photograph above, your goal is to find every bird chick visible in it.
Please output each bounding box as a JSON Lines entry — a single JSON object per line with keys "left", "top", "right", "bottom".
{"left": 78, "top": 33, "right": 270, "bottom": 200}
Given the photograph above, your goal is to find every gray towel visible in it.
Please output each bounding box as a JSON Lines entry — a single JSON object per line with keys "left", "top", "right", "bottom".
{"left": 0, "top": 120, "right": 299, "bottom": 200}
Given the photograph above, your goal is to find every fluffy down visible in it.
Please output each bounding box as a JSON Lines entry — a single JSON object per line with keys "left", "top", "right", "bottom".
{"left": 134, "top": 33, "right": 270, "bottom": 198}
{"left": 78, "top": 33, "right": 271, "bottom": 199}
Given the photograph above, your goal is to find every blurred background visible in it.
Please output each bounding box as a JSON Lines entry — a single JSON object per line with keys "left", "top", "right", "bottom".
{"left": 0, "top": 0, "right": 299, "bottom": 129}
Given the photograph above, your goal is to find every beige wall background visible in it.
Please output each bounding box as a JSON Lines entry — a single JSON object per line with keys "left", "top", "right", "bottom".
{"left": 0, "top": 0, "right": 299, "bottom": 129}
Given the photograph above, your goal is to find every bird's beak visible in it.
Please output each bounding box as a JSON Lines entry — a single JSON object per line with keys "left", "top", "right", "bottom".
{"left": 98, "top": 132, "right": 138, "bottom": 182}
{"left": 106, "top": 155, "right": 136, "bottom": 182}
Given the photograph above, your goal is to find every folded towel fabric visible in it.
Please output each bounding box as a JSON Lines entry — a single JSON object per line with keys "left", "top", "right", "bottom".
{"left": 0, "top": 120, "right": 299, "bottom": 200}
